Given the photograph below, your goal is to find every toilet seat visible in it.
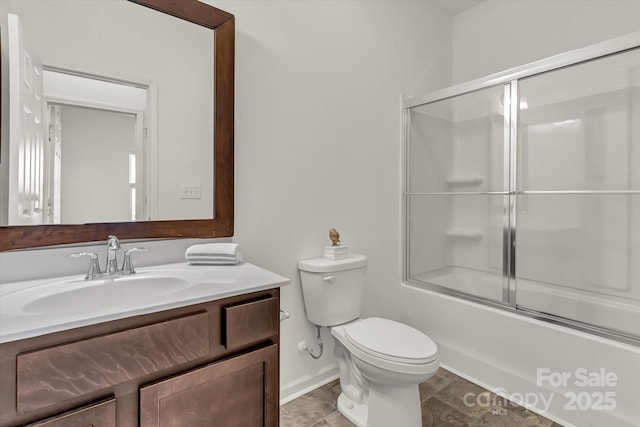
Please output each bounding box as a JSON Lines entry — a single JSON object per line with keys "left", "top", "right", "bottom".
{"left": 332, "top": 317, "right": 439, "bottom": 376}
{"left": 344, "top": 317, "right": 438, "bottom": 365}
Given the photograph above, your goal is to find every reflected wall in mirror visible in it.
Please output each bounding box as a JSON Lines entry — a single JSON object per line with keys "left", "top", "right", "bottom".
{"left": 0, "top": 0, "right": 235, "bottom": 251}
{"left": 2, "top": 0, "right": 214, "bottom": 225}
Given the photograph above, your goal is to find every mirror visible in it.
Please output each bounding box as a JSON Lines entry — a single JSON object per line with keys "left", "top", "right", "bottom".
{"left": 0, "top": 0, "right": 235, "bottom": 251}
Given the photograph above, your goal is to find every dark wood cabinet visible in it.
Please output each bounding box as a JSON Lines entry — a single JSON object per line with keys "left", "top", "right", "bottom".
{"left": 0, "top": 288, "right": 280, "bottom": 427}
{"left": 140, "top": 344, "right": 278, "bottom": 427}
{"left": 26, "top": 399, "right": 116, "bottom": 427}
{"left": 16, "top": 312, "right": 210, "bottom": 415}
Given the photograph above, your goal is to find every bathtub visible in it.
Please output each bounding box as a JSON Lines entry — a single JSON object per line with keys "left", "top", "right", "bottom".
{"left": 397, "top": 277, "right": 640, "bottom": 427}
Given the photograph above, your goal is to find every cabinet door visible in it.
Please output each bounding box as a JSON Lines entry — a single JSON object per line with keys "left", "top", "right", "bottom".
{"left": 140, "top": 344, "right": 279, "bottom": 427}
{"left": 26, "top": 398, "right": 115, "bottom": 427}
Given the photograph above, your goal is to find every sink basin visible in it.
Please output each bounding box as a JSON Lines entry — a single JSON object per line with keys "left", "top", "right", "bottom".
{"left": 1, "top": 268, "right": 206, "bottom": 315}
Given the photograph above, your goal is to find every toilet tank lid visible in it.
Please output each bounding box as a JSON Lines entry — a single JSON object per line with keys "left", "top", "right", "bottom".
{"left": 298, "top": 254, "right": 367, "bottom": 273}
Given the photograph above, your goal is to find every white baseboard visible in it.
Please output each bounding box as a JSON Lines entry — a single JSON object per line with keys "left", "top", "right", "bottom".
{"left": 280, "top": 364, "right": 339, "bottom": 405}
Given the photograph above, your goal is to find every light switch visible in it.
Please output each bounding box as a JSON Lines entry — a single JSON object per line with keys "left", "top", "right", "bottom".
{"left": 180, "top": 185, "right": 201, "bottom": 199}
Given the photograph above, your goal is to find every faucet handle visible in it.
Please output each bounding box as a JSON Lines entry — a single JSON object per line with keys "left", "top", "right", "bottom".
{"left": 122, "top": 247, "right": 148, "bottom": 275}
{"left": 70, "top": 252, "right": 102, "bottom": 280}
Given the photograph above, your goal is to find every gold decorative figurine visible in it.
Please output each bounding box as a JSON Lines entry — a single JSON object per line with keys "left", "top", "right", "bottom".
{"left": 329, "top": 228, "right": 341, "bottom": 247}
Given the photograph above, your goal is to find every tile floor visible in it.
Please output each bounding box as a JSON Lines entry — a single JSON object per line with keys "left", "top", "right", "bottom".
{"left": 280, "top": 368, "right": 563, "bottom": 427}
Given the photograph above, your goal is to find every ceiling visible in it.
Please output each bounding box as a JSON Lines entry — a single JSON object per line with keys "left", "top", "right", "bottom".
{"left": 431, "top": 0, "right": 484, "bottom": 16}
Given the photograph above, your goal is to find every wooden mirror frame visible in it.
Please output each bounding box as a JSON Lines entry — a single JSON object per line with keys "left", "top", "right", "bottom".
{"left": 0, "top": 0, "right": 234, "bottom": 251}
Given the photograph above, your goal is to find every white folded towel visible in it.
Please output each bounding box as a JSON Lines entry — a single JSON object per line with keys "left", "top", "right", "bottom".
{"left": 185, "top": 243, "right": 243, "bottom": 265}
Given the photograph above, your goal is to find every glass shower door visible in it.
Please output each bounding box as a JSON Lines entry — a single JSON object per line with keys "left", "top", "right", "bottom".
{"left": 406, "top": 84, "right": 510, "bottom": 303}
{"left": 516, "top": 47, "right": 640, "bottom": 337}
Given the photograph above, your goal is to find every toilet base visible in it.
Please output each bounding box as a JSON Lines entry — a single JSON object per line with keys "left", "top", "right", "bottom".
{"left": 337, "top": 383, "right": 423, "bottom": 427}
{"left": 366, "top": 383, "right": 422, "bottom": 427}
{"left": 337, "top": 393, "right": 367, "bottom": 427}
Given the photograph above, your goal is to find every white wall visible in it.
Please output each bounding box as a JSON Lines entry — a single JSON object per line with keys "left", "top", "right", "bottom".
{"left": 452, "top": 0, "right": 640, "bottom": 83}
{"left": 392, "top": 2, "right": 640, "bottom": 426}
{"left": 59, "top": 106, "right": 133, "bottom": 224}
{"left": 204, "top": 0, "right": 452, "bottom": 400}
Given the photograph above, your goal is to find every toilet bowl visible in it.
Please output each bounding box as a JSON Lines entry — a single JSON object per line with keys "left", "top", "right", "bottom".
{"left": 331, "top": 317, "right": 438, "bottom": 427}
{"left": 298, "top": 255, "right": 440, "bottom": 427}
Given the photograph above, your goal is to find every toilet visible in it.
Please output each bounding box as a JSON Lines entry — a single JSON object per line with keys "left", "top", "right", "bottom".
{"left": 298, "top": 254, "right": 439, "bottom": 427}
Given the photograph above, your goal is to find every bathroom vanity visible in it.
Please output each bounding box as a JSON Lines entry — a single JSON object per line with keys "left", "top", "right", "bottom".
{"left": 0, "top": 263, "right": 287, "bottom": 427}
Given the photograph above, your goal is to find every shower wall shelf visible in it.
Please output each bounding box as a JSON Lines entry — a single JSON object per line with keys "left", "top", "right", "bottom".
{"left": 445, "top": 176, "right": 484, "bottom": 186}
{"left": 403, "top": 30, "right": 640, "bottom": 346}
{"left": 444, "top": 229, "right": 484, "bottom": 239}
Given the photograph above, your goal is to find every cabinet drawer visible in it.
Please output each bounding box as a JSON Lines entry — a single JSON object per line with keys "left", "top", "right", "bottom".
{"left": 17, "top": 312, "right": 209, "bottom": 414}
{"left": 26, "top": 398, "right": 116, "bottom": 427}
{"left": 223, "top": 297, "right": 278, "bottom": 349}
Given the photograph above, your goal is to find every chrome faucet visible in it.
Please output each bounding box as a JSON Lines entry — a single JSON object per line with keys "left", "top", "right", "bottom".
{"left": 71, "top": 235, "right": 148, "bottom": 280}
{"left": 69, "top": 252, "right": 102, "bottom": 280}
{"left": 122, "top": 247, "right": 148, "bottom": 275}
{"left": 105, "top": 235, "right": 121, "bottom": 275}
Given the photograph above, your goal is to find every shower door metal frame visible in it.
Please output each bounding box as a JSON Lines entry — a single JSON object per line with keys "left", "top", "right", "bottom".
{"left": 402, "top": 30, "right": 640, "bottom": 346}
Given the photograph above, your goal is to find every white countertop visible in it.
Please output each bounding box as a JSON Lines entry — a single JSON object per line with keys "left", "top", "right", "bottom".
{"left": 0, "top": 262, "right": 289, "bottom": 344}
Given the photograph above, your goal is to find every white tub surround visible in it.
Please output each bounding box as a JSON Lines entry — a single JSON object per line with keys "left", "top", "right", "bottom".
{"left": 401, "top": 29, "right": 640, "bottom": 427}
{"left": 403, "top": 31, "right": 640, "bottom": 345}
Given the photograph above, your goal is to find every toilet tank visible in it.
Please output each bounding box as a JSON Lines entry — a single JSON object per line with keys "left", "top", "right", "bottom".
{"left": 298, "top": 254, "right": 367, "bottom": 327}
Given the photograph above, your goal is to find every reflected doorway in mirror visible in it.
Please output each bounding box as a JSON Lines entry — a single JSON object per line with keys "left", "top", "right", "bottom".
{"left": 6, "top": 12, "right": 44, "bottom": 226}
{"left": 41, "top": 69, "right": 151, "bottom": 225}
